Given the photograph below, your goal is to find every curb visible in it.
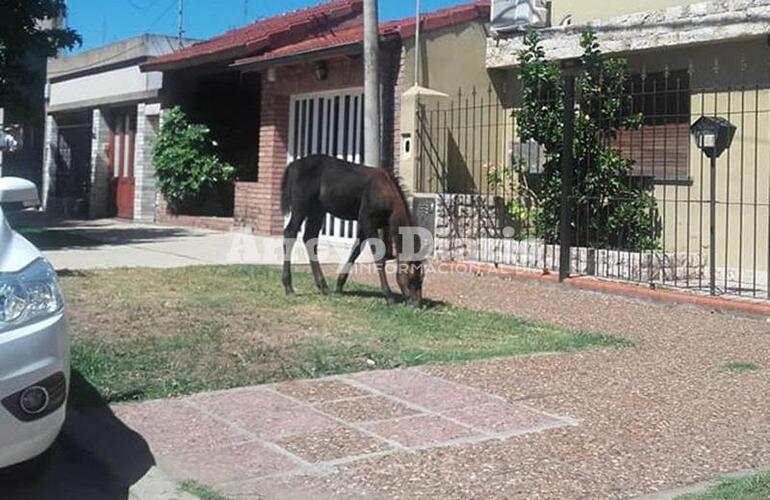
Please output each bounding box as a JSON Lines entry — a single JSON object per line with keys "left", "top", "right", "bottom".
{"left": 63, "top": 407, "right": 198, "bottom": 500}
{"left": 438, "top": 261, "right": 770, "bottom": 318}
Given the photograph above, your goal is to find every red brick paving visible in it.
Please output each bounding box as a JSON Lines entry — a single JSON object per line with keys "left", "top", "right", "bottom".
{"left": 190, "top": 388, "right": 338, "bottom": 439}
{"left": 160, "top": 441, "right": 299, "bottom": 484}
{"left": 113, "top": 370, "right": 572, "bottom": 488}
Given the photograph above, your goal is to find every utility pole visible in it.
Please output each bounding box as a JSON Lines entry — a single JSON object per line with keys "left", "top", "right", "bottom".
{"left": 414, "top": 0, "right": 421, "bottom": 86}
{"left": 177, "top": 0, "right": 184, "bottom": 45}
{"left": 363, "top": 0, "right": 381, "bottom": 167}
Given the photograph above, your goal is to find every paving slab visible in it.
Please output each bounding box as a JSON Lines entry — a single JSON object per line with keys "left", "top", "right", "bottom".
{"left": 275, "top": 380, "right": 370, "bottom": 404}
{"left": 350, "top": 369, "right": 501, "bottom": 411}
{"left": 189, "top": 388, "right": 339, "bottom": 439}
{"left": 112, "top": 400, "right": 249, "bottom": 454}
{"left": 314, "top": 396, "right": 419, "bottom": 423}
{"left": 107, "top": 368, "right": 572, "bottom": 495}
{"left": 363, "top": 415, "right": 477, "bottom": 448}
{"left": 160, "top": 440, "right": 300, "bottom": 484}
{"left": 274, "top": 427, "right": 390, "bottom": 463}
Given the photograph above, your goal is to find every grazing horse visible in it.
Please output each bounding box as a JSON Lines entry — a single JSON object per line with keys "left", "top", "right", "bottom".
{"left": 280, "top": 154, "right": 424, "bottom": 307}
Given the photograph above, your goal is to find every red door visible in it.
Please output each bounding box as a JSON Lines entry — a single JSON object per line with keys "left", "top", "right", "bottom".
{"left": 109, "top": 110, "right": 136, "bottom": 219}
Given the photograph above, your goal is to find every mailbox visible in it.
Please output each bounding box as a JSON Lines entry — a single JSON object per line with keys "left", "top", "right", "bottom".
{"left": 691, "top": 116, "right": 737, "bottom": 159}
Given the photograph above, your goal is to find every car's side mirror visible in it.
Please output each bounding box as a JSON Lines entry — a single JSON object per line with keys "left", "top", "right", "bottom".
{"left": 0, "top": 177, "right": 40, "bottom": 209}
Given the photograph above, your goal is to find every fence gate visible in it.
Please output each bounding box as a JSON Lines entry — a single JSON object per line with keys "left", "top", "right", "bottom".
{"left": 287, "top": 89, "right": 365, "bottom": 241}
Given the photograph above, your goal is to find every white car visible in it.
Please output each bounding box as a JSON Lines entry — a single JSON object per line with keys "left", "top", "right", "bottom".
{"left": 0, "top": 177, "right": 69, "bottom": 470}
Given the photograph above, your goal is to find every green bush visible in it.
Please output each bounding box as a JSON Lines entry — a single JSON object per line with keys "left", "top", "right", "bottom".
{"left": 152, "top": 106, "right": 236, "bottom": 206}
{"left": 517, "top": 29, "right": 659, "bottom": 251}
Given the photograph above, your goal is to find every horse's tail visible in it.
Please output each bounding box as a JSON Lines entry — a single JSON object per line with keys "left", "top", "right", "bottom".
{"left": 280, "top": 162, "right": 293, "bottom": 215}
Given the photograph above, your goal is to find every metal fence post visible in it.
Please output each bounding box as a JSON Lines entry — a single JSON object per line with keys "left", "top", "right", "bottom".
{"left": 709, "top": 154, "right": 717, "bottom": 295}
{"left": 559, "top": 72, "right": 576, "bottom": 282}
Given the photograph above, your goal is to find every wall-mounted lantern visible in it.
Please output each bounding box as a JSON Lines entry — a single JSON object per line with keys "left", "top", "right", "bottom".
{"left": 314, "top": 61, "right": 329, "bottom": 81}
{"left": 691, "top": 115, "right": 737, "bottom": 296}
{"left": 691, "top": 116, "right": 737, "bottom": 159}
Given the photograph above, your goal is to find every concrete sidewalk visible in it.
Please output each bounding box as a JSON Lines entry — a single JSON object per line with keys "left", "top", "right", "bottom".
{"left": 17, "top": 218, "right": 371, "bottom": 271}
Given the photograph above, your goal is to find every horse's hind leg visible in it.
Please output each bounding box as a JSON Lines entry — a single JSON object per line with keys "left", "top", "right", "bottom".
{"left": 304, "top": 214, "right": 330, "bottom": 295}
{"left": 283, "top": 212, "right": 304, "bottom": 296}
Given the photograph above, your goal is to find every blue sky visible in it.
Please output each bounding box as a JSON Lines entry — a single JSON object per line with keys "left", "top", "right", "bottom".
{"left": 66, "top": 0, "right": 469, "bottom": 52}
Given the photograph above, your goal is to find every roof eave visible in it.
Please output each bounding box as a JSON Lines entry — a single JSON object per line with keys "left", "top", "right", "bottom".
{"left": 141, "top": 47, "right": 249, "bottom": 72}
{"left": 232, "top": 42, "right": 364, "bottom": 73}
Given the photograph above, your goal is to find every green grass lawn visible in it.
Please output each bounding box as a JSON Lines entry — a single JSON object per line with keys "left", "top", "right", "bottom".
{"left": 678, "top": 471, "right": 770, "bottom": 500}
{"left": 721, "top": 362, "right": 761, "bottom": 373}
{"left": 62, "top": 265, "right": 630, "bottom": 406}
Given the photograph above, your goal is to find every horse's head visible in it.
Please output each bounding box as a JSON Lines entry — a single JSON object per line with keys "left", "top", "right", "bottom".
{"left": 396, "top": 261, "right": 424, "bottom": 307}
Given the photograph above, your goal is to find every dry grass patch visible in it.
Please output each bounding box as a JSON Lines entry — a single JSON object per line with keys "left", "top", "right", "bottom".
{"left": 62, "top": 266, "right": 629, "bottom": 405}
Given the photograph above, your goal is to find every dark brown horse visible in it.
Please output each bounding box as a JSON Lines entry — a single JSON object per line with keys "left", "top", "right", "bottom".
{"left": 280, "top": 154, "right": 424, "bottom": 307}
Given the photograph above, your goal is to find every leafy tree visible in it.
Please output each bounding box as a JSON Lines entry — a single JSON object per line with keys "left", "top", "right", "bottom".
{"left": 0, "top": 0, "right": 81, "bottom": 119}
{"left": 517, "top": 28, "right": 658, "bottom": 250}
{"left": 152, "top": 107, "right": 236, "bottom": 207}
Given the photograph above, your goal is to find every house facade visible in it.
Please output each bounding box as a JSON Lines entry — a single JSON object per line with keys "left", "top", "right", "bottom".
{"left": 44, "top": 35, "right": 191, "bottom": 220}
{"left": 420, "top": 0, "right": 770, "bottom": 296}
{"left": 142, "top": 0, "right": 494, "bottom": 236}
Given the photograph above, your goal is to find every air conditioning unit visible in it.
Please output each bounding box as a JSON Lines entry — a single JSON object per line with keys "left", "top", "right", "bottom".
{"left": 491, "top": 0, "right": 550, "bottom": 34}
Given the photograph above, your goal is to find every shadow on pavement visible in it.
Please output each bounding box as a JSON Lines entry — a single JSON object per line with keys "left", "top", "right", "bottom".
{"left": 7, "top": 214, "right": 202, "bottom": 251}
{"left": 0, "top": 371, "right": 157, "bottom": 500}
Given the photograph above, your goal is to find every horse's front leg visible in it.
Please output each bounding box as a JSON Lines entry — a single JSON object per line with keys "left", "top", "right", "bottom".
{"left": 374, "top": 255, "right": 396, "bottom": 307}
{"left": 361, "top": 215, "right": 396, "bottom": 307}
{"left": 336, "top": 227, "right": 365, "bottom": 294}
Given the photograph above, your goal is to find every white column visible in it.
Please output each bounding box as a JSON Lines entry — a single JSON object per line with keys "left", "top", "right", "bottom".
{"left": 133, "top": 102, "right": 160, "bottom": 222}
{"left": 89, "top": 108, "right": 111, "bottom": 218}
{"left": 42, "top": 114, "right": 58, "bottom": 211}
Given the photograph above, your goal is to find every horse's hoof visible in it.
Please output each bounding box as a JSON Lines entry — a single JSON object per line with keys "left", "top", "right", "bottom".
{"left": 320, "top": 287, "right": 331, "bottom": 296}
{"left": 386, "top": 298, "right": 397, "bottom": 308}
{"left": 284, "top": 288, "right": 296, "bottom": 296}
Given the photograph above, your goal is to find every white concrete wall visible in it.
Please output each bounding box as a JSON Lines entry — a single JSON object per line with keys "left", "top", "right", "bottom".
{"left": 49, "top": 65, "right": 163, "bottom": 108}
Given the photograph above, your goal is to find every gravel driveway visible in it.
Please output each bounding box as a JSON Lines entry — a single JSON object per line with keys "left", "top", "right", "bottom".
{"left": 251, "top": 266, "right": 770, "bottom": 500}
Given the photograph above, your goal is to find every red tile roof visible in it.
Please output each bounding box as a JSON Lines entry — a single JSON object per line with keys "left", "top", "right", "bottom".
{"left": 233, "top": 1, "right": 490, "bottom": 68}
{"left": 143, "top": 0, "right": 363, "bottom": 70}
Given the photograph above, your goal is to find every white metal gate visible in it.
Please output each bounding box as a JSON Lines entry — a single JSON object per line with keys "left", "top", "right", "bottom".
{"left": 287, "top": 88, "right": 365, "bottom": 241}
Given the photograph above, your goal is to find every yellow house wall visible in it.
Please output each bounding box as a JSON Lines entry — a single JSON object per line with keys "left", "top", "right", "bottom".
{"left": 402, "top": 21, "right": 494, "bottom": 98}
{"left": 626, "top": 39, "right": 770, "bottom": 280}
{"left": 402, "top": 20, "right": 504, "bottom": 193}
{"left": 551, "top": 0, "right": 705, "bottom": 25}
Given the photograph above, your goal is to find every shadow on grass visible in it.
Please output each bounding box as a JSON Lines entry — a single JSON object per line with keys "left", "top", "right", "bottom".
{"left": 337, "top": 290, "right": 448, "bottom": 309}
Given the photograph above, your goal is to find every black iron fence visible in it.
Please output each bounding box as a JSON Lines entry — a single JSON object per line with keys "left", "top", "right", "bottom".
{"left": 416, "top": 78, "right": 770, "bottom": 300}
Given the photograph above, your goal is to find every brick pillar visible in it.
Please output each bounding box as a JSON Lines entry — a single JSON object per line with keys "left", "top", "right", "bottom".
{"left": 89, "top": 108, "right": 111, "bottom": 219}
{"left": 134, "top": 103, "right": 160, "bottom": 222}
{"left": 42, "top": 114, "right": 58, "bottom": 211}
{"left": 252, "top": 83, "right": 290, "bottom": 236}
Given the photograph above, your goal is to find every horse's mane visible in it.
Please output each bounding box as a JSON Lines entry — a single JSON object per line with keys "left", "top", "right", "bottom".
{"left": 385, "top": 169, "right": 412, "bottom": 221}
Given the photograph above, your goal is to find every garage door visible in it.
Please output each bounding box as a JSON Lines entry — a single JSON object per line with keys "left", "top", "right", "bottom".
{"left": 287, "top": 89, "right": 365, "bottom": 241}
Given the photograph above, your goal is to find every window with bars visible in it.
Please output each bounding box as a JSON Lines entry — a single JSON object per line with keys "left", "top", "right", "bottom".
{"left": 614, "top": 70, "right": 692, "bottom": 182}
